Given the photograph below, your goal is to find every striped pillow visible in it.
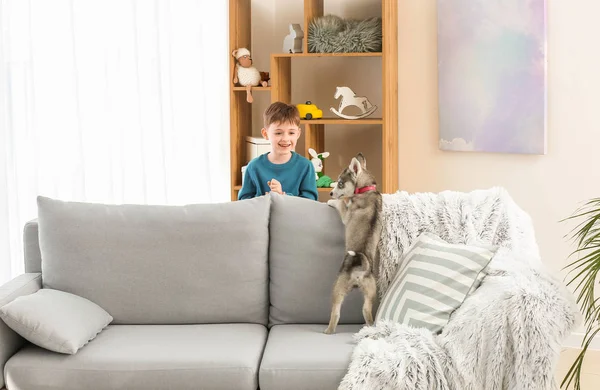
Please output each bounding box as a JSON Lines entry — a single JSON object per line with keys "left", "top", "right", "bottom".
{"left": 375, "top": 232, "right": 497, "bottom": 334}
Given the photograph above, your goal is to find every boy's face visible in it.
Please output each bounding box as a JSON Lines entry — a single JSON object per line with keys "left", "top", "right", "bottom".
{"left": 261, "top": 121, "right": 301, "bottom": 156}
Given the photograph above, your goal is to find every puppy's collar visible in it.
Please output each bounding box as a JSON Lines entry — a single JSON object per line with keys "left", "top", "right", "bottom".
{"left": 354, "top": 185, "right": 377, "bottom": 194}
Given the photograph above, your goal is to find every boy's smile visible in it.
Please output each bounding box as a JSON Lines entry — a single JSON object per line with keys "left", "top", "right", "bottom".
{"left": 261, "top": 121, "right": 301, "bottom": 163}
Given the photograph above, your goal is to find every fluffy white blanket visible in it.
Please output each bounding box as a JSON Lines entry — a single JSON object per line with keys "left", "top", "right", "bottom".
{"left": 339, "top": 187, "right": 580, "bottom": 390}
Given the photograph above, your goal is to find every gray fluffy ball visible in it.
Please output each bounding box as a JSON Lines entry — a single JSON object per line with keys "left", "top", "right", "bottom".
{"left": 308, "top": 15, "right": 382, "bottom": 53}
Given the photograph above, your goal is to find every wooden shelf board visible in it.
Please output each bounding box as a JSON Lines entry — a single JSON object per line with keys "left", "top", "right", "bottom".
{"left": 301, "top": 118, "right": 383, "bottom": 125}
{"left": 272, "top": 52, "right": 382, "bottom": 58}
{"left": 232, "top": 86, "right": 271, "bottom": 91}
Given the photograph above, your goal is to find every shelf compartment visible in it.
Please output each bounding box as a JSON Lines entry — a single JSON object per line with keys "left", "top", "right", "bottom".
{"left": 272, "top": 52, "right": 382, "bottom": 58}
{"left": 232, "top": 86, "right": 271, "bottom": 91}
{"left": 300, "top": 118, "right": 383, "bottom": 125}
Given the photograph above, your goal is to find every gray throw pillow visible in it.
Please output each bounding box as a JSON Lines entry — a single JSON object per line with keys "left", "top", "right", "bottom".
{"left": 0, "top": 289, "right": 113, "bottom": 354}
{"left": 375, "top": 233, "right": 496, "bottom": 334}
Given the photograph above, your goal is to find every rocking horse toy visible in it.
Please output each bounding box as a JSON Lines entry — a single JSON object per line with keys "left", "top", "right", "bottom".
{"left": 330, "top": 86, "right": 377, "bottom": 119}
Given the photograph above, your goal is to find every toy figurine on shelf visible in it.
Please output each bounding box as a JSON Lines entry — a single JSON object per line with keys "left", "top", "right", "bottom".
{"left": 308, "top": 148, "right": 335, "bottom": 188}
{"left": 232, "top": 48, "right": 269, "bottom": 103}
{"left": 283, "top": 23, "right": 304, "bottom": 53}
{"left": 330, "top": 86, "right": 377, "bottom": 119}
{"left": 296, "top": 101, "right": 323, "bottom": 120}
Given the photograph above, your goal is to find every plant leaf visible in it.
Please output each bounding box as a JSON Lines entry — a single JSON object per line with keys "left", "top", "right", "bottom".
{"left": 561, "top": 326, "right": 600, "bottom": 389}
{"left": 561, "top": 198, "right": 600, "bottom": 389}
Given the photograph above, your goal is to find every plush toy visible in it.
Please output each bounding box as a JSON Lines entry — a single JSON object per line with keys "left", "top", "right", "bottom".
{"left": 232, "top": 48, "right": 268, "bottom": 103}
{"left": 308, "top": 148, "right": 335, "bottom": 188}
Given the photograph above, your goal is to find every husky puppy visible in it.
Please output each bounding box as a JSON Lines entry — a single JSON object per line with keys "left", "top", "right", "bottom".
{"left": 324, "top": 153, "right": 382, "bottom": 334}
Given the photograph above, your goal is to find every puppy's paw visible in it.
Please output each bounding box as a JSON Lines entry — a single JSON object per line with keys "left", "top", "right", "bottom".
{"left": 324, "top": 327, "right": 335, "bottom": 335}
{"left": 326, "top": 199, "right": 337, "bottom": 207}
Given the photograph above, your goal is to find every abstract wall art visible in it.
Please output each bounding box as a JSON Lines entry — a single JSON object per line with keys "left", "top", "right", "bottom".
{"left": 437, "top": 0, "right": 547, "bottom": 154}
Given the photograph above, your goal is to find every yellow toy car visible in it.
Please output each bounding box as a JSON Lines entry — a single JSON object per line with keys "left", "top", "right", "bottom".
{"left": 296, "top": 101, "right": 323, "bottom": 120}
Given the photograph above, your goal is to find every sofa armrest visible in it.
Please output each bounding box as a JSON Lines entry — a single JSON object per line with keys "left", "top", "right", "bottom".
{"left": 0, "top": 273, "right": 42, "bottom": 388}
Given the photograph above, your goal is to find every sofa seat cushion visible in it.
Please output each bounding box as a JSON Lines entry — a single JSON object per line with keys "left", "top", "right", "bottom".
{"left": 259, "top": 324, "right": 363, "bottom": 390}
{"left": 5, "top": 324, "right": 267, "bottom": 390}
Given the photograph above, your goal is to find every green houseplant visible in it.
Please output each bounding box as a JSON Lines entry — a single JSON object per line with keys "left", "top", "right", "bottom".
{"left": 561, "top": 198, "right": 600, "bottom": 390}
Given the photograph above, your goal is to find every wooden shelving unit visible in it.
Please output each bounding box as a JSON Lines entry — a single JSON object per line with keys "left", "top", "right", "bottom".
{"left": 232, "top": 86, "right": 271, "bottom": 92}
{"left": 229, "top": 0, "right": 398, "bottom": 201}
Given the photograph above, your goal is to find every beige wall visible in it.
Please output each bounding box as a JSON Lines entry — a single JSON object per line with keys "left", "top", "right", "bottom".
{"left": 398, "top": 0, "right": 600, "bottom": 279}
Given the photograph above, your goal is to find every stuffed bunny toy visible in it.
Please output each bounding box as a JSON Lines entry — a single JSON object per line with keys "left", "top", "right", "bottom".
{"left": 308, "top": 148, "right": 334, "bottom": 188}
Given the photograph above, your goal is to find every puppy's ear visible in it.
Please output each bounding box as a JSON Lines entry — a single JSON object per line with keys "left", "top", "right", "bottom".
{"left": 349, "top": 157, "right": 362, "bottom": 175}
{"left": 356, "top": 153, "right": 367, "bottom": 169}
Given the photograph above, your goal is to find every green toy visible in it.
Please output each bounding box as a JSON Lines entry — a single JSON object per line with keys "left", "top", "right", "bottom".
{"left": 308, "top": 148, "right": 335, "bottom": 188}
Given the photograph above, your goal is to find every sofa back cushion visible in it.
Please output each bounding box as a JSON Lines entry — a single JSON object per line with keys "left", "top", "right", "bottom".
{"left": 36, "top": 195, "right": 270, "bottom": 325}
{"left": 268, "top": 193, "right": 371, "bottom": 325}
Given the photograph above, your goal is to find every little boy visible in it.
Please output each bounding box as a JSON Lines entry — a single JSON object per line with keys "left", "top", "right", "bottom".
{"left": 238, "top": 102, "right": 318, "bottom": 201}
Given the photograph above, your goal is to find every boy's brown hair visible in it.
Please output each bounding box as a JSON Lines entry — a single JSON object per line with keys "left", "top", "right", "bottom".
{"left": 263, "top": 101, "right": 300, "bottom": 128}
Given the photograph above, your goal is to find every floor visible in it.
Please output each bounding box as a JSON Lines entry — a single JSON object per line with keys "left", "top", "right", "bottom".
{"left": 557, "top": 348, "right": 600, "bottom": 389}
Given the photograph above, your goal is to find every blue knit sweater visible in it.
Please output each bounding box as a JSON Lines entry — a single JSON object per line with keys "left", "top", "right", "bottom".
{"left": 238, "top": 152, "right": 318, "bottom": 201}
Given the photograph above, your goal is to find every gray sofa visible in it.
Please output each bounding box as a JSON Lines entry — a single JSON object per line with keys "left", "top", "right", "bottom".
{"left": 0, "top": 194, "right": 375, "bottom": 390}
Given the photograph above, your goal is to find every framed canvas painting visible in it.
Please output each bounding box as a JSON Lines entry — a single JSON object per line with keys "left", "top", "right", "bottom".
{"left": 437, "top": 0, "right": 547, "bottom": 154}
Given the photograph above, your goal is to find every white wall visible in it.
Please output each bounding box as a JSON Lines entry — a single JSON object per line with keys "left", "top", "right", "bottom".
{"left": 398, "top": 0, "right": 600, "bottom": 280}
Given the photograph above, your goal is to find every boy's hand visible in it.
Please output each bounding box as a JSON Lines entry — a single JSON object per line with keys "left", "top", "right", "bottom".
{"left": 267, "top": 179, "right": 285, "bottom": 195}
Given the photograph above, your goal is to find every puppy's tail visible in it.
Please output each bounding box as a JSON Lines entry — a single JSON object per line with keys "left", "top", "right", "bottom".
{"left": 344, "top": 251, "right": 370, "bottom": 273}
